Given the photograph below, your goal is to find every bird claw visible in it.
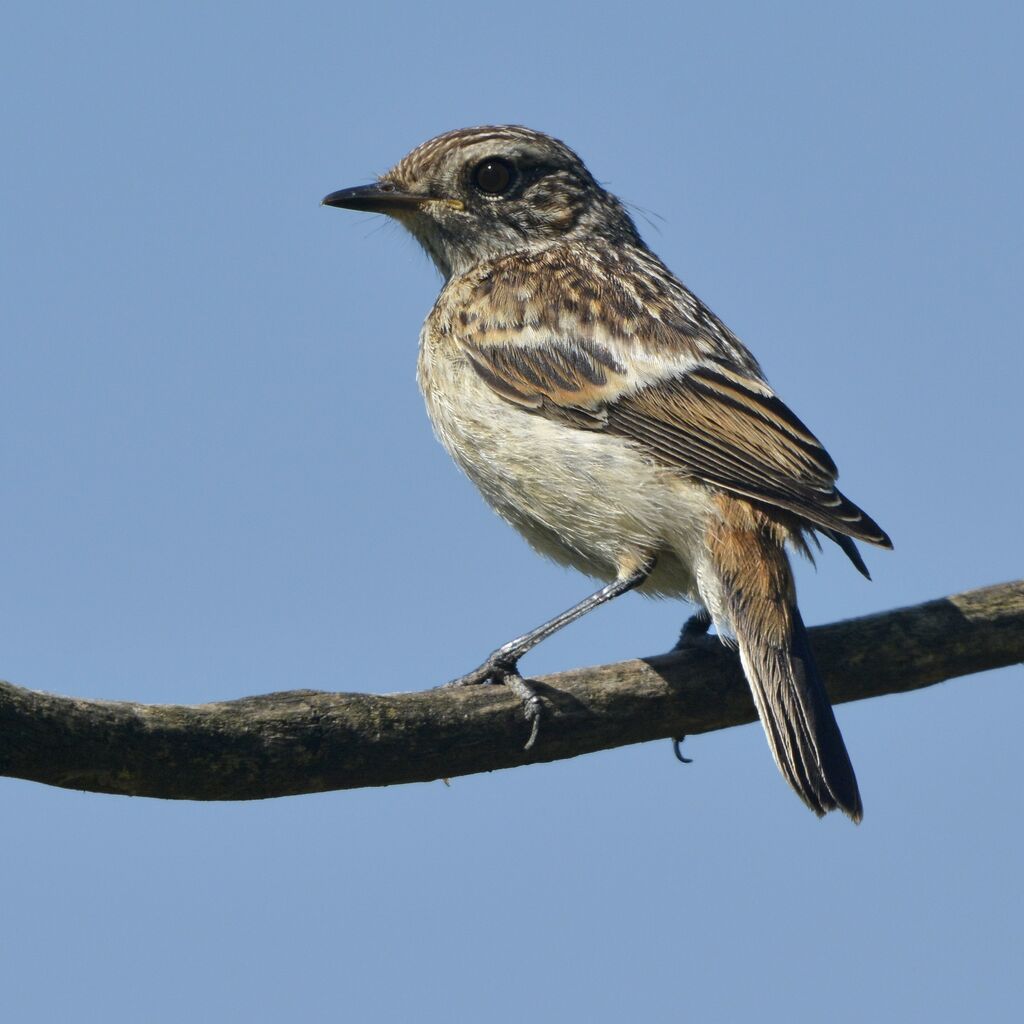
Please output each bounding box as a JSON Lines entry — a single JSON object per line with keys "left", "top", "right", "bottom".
{"left": 672, "top": 736, "right": 693, "bottom": 764}
{"left": 503, "top": 672, "right": 543, "bottom": 750}
{"left": 443, "top": 665, "right": 498, "bottom": 688}
{"left": 443, "top": 651, "right": 517, "bottom": 688}
{"left": 443, "top": 654, "right": 543, "bottom": 749}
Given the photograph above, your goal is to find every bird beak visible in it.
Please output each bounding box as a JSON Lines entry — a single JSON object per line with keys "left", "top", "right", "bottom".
{"left": 321, "top": 182, "right": 428, "bottom": 214}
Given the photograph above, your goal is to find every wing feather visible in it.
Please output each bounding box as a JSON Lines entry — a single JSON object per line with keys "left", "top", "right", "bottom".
{"left": 455, "top": 319, "right": 890, "bottom": 550}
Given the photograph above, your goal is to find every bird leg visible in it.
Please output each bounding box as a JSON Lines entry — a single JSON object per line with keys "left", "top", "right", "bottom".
{"left": 444, "top": 557, "right": 655, "bottom": 749}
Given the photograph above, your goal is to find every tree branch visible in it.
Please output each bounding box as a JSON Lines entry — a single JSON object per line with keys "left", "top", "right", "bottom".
{"left": 2, "top": 581, "right": 1021, "bottom": 800}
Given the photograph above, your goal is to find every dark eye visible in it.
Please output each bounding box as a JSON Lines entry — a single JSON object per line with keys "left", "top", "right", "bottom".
{"left": 472, "top": 157, "right": 514, "bottom": 196}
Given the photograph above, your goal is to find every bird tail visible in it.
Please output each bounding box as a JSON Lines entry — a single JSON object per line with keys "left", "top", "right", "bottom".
{"left": 703, "top": 500, "right": 863, "bottom": 821}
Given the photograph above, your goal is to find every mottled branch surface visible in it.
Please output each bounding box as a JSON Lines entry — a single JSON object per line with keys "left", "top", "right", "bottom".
{"left": 2, "top": 582, "right": 1021, "bottom": 800}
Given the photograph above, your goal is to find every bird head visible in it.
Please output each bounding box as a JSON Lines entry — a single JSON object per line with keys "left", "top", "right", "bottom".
{"left": 322, "top": 125, "right": 640, "bottom": 278}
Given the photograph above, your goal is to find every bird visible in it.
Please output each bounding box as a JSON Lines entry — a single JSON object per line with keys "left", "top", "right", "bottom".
{"left": 322, "top": 125, "right": 891, "bottom": 821}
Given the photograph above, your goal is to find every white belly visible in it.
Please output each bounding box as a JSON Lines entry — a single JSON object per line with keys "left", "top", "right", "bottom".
{"left": 417, "top": 333, "right": 714, "bottom": 599}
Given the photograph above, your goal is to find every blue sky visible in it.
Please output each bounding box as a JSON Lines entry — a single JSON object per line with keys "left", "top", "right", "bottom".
{"left": 2, "top": 2, "right": 1022, "bottom": 1020}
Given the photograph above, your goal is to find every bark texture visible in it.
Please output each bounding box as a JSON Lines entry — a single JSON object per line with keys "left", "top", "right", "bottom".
{"left": 1, "top": 581, "right": 1021, "bottom": 800}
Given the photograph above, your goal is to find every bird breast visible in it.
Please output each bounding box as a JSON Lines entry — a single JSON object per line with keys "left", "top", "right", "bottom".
{"left": 416, "top": 315, "right": 711, "bottom": 598}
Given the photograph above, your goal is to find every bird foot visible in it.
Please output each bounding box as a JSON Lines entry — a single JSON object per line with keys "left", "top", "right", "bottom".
{"left": 443, "top": 654, "right": 543, "bottom": 750}
{"left": 672, "top": 609, "right": 714, "bottom": 651}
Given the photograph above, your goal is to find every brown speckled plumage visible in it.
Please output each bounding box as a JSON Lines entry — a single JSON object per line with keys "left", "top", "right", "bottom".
{"left": 324, "top": 125, "right": 891, "bottom": 820}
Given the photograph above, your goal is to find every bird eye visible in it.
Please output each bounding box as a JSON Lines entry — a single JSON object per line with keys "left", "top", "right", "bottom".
{"left": 472, "top": 157, "right": 514, "bottom": 196}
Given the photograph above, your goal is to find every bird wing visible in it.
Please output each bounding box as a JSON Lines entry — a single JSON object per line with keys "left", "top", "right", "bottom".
{"left": 455, "top": 319, "right": 891, "bottom": 550}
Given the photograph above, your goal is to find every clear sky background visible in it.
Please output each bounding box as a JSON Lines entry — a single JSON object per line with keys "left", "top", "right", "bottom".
{"left": 3, "top": 2, "right": 1021, "bottom": 1020}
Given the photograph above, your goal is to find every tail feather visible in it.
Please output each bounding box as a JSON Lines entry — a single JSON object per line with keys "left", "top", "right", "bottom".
{"left": 736, "top": 607, "right": 862, "bottom": 820}
{"left": 705, "top": 495, "right": 863, "bottom": 821}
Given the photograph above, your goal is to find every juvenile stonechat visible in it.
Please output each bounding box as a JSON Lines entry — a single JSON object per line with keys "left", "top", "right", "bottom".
{"left": 323, "top": 126, "right": 891, "bottom": 821}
